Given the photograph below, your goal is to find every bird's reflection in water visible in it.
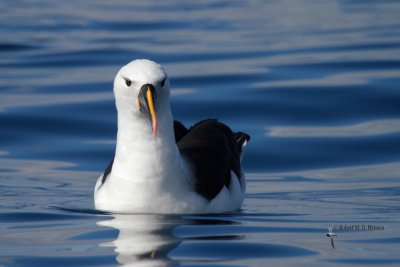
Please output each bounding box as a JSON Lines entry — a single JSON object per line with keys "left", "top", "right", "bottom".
{"left": 97, "top": 213, "right": 241, "bottom": 266}
{"left": 97, "top": 214, "right": 182, "bottom": 266}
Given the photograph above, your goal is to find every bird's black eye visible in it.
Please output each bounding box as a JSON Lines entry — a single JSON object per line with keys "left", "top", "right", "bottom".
{"left": 160, "top": 78, "right": 166, "bottom": 88}
{"left": 124, "top": 78, "right": 132, "bottom": 87}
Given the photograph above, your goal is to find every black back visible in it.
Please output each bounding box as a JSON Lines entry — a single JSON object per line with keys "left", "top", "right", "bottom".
{"left": 173, "top": 120, "right": 189, "bottom": 142}
{"left": 176, "top": 119, "right": 250, "bottom": 201}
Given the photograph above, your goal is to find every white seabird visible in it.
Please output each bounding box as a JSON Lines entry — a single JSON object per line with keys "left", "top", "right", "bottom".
{"left": 94, "top": 59, "right": 250, "bottom": 214}
{"left": 327, "top": 224, "right": 337, "bottom": 249}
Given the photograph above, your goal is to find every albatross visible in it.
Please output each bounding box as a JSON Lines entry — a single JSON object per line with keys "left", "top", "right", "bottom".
{"left": 94, "top": 59, "right": 250, "bottom": 214}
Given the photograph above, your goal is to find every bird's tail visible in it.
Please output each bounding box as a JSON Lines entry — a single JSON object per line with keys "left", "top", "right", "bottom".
{"left": 234, "top": 132, "right": 250, "bottom": 162}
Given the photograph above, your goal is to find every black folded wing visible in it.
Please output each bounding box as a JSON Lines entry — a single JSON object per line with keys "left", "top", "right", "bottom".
{"left": 175, "top": 119, "right": 250, "bottom": 201}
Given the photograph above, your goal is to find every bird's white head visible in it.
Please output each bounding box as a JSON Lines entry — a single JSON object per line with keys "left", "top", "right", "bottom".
{"left": 113, "top": 59, "right": 170, "bottom": 136}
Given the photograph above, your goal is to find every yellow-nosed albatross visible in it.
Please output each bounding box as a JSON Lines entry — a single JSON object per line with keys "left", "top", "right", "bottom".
{"left": 94, "top": 59, "right": 250, "bottom": 214}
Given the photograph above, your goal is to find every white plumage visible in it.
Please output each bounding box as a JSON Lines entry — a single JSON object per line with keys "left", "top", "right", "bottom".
{"left": 94, "top": 59, "right": 248, "bottom": 214}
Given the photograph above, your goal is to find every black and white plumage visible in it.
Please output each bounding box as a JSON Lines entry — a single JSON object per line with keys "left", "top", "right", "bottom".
{"left": 94, "top": 59, "right": 250, "bottom": 213}
{"left": 327, "top": 224, "right": 338, "bottom": 249}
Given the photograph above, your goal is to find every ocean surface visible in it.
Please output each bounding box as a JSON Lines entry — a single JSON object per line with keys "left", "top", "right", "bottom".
{"left": 1, "top": 0, "right": 400, "bottom": 266}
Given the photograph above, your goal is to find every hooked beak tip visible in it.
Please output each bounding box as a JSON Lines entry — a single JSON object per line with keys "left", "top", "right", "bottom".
{"left": 152, "top": 119, "right": 158, "bottom": 136}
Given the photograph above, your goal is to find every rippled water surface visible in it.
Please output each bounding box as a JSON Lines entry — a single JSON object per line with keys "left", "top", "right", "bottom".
{"left": 1, "top": 0, "right": 400, "bottom": 266}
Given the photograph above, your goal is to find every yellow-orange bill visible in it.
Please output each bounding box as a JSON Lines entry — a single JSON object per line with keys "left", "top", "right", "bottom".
{"left": 146, "top": 86, "right": 158, "bottom": 136}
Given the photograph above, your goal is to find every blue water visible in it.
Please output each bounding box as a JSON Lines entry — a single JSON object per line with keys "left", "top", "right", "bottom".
{"left": 1, "top": 0, "right": 400, "bottom": 266}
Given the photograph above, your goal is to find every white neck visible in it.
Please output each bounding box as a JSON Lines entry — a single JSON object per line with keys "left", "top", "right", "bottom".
{"left": 112, "top": 98, "right": 184, "bottom": 183}
{"left": 95, "top": 95, "right": 199, "bottom": 213}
